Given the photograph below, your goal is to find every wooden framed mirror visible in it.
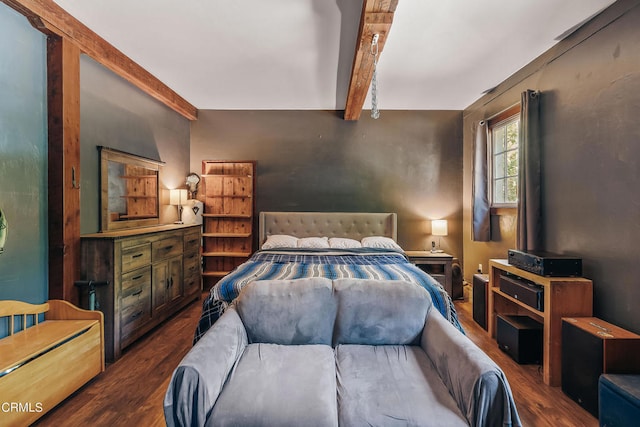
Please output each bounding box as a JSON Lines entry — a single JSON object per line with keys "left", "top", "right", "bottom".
{"left": 98, "top": 146, "right": 164, "bottom": 231}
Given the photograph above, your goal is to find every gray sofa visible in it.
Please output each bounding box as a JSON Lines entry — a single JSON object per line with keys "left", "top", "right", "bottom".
{"left": 164, "top": 277, "right": 521, "bottom": 427}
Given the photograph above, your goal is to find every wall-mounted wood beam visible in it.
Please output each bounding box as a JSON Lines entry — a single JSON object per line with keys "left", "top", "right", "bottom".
{"left": 1, "top": 0, "right": 197, "bottom": 120}
{"left": 344, "top": 0, "right": 398, "bottom": 121}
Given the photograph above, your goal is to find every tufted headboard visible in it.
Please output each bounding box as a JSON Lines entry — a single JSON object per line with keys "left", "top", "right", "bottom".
{"left": 258, "top": 212, "right": 397, "bottom": 246}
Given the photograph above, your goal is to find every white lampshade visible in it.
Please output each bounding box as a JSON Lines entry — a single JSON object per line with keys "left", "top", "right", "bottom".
{"left": 169, "top": 189, "right": 188, "bottom": 205}
{"left": 432, "top": 219, "right": 448, "bottom": 236}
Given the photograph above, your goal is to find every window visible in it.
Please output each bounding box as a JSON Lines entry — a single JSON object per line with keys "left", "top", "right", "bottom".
{"left": 489, "top": 106, "right": 520, "bottom": 207}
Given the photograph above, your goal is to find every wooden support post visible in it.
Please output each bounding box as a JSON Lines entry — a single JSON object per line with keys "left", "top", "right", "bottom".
{"left": 47, "top": 35, "right": 81, "bottom": 304}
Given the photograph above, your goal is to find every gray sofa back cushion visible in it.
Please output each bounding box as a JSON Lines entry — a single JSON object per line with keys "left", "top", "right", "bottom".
{"left": 333, "top": 279, "right": 432, "bottom": 346}
{"left": 236, "top": 277, "right": 337, "bottom": 345}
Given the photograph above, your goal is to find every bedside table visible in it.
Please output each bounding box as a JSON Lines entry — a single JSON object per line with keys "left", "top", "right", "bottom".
{"left": 405, "top": 251, "right": 454, "bottom": 297}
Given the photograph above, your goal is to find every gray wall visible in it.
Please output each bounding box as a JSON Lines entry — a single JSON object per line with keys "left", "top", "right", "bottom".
{"left": 191, "top": 110, "right": 463, "bottom": 257}
{"left": 0, "top": 4, "right": 48, "bottom": 307}
{"left": 463, "top": 0, "right": 640, "bottom": 332}
{"left": 80, "top": 56, "right": 191, "bottom": 233}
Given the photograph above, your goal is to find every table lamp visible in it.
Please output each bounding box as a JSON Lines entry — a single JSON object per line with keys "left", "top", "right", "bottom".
{"left": 431, "top": 219, "right": 448, "bottom": 253}
{"left": 169, "top": 189, "right": 188, "bottom": 224}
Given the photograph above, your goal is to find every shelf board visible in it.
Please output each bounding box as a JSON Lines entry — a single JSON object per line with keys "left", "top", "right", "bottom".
{"left": 118, "top": 214, "right": 157, "bottom": 219}
{"left": 489, "top": 259, "right": 592, "bottom": 287}
{"left": 120, "top": 195, "right": 156, "bottom": 199}
{"left": 120, "top": 175, "right": 157, "bottom": 179}
{"left": 491, "top": 288, "right": 544, "bottom": 317}
{"left": 202, "top": 251, "right": 251, "bottom": 258}
{"left": 203, "top": 232, "right": 252, "bottom": 238}
{"left": 203, "top": 213, "right": 252, "bottom": 218}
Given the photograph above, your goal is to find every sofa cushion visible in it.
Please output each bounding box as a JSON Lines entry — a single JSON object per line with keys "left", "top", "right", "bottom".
{"left": 208, "top": 343, "right": 338, "bottom": 427}
{"left": 335, "top": 344, "right": 467, "bottom": 427}
{"left": 236, "top": 277, "right": 336, "bottom": 345}
{"left": 333, "top": 279, "right": 432, "bottom": 345}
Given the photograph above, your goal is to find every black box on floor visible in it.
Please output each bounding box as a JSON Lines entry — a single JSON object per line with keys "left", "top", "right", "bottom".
{"left": 497, "top": 314, "right": 543, "bottom": 364}
{"left": 472, "top": 274, "right": 489, "bottom": 330}
{"left": 499, "top": 274, "right": 544, "bottom": 311}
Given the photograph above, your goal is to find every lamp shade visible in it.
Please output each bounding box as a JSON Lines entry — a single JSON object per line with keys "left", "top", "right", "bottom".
{"left": 432, "top": 219, "right": 448, "bottom": 236}
{"left": 169, "top": 189, "right": 188, "bottom": 205}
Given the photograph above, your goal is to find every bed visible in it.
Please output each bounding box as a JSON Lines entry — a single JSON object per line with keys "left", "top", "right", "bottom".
{"left": 194, "top": 212, "right": 462, "bottom": 343}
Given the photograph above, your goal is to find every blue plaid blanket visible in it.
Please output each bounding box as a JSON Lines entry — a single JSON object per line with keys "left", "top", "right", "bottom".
{"left": 194, "top": 248, "right": 463, "bottom": 343}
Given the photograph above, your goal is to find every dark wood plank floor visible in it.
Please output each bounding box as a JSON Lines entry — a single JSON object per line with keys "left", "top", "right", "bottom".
{"left": 35, "top": 290, "right": 598, "bottom": 427}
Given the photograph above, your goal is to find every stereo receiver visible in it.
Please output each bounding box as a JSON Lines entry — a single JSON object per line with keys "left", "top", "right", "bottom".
{"left": 507, "top": 249, "right": 582, "bottom": 277}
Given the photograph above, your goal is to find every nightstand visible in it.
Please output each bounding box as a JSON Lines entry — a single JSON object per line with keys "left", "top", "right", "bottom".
{"left": 405, "top": 251, "right": 454, "bottom": 297}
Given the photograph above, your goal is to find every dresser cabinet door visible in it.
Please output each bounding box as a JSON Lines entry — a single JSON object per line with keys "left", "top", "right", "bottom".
{"left": 168, "top": 256, "right": 184, "bottom": 303}
{"left": 152, "top": 255, "right": 183, "bottom": 314}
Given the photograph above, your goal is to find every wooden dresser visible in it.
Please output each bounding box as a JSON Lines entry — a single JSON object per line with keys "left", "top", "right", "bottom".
{"left": 81, "top": 224, "right": 201, "bottom": 362}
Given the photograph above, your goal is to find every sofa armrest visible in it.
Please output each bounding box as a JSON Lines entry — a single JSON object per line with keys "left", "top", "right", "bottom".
{"left": 164, "top": 306, "right": 248, "bottom": 427}
{"left": 421, "top": 310, "right": 521, "bottom": 427}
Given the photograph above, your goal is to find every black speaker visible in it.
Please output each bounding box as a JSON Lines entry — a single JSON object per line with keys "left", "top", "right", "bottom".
{"left": 451, "top": 258, "right": 463, "bottom": 300}
{"left": 472, "top": 274, "right": 488, "bottom": 330}
{"left": 497, "top": 314, "right": 542, "bottom": 364}
{"left": 562, "top": 318, "right": 640, "bottom": 418}
{"left": 499, "top": 274, "right": 544, "bottom": 311}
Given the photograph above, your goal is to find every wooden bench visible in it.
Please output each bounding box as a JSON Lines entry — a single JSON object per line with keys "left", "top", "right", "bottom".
{"left": 0, "top": 299, "right": 105, "bottom": 426}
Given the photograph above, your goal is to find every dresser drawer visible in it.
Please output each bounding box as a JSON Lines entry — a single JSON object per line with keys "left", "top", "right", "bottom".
{"left": 152, "top": 236, "right": 182, "bottom": 261}
{"left": 184, "top": 274, "right": 201, "bottom": 297}
{"left": 184, "top": 252, "right": 201, "bottom": 295}
{"left": 184, "top": 230, "right": 201, "bottom": 252}
{"left": 121, "top": 285, "right": 152, "bottom": 336}
{"left": 184, "top": 251, "right": 200, "bottom": 273}
{"left": 122, "top": 244, "right": 151, "bottom": 273}
{"left": 121, "top": 266, "right": 151, "bottom": 294}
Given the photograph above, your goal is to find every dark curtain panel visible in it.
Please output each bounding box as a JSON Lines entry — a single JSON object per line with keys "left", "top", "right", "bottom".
{"left": 516, "top": 90, "right": 542, "bottom": 251}
{"left": 472, "top": 121, "right": 490, "bottom": 241}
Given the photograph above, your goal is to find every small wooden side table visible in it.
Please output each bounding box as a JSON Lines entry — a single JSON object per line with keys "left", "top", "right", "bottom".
{"left": 405, "top": 251, "right": 453, "bottom": 297}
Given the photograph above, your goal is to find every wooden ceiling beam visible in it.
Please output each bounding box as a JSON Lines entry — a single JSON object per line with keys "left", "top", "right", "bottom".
{"left": 344, "top": 0, "right": 398, "bottom": 121}
{"left": 1, "top": 0, "right": 198, "bottom": 120}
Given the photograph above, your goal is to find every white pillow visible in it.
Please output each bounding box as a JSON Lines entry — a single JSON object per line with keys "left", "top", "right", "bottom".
{"left": 329, "top": 237, "right": 362, "bottom": 249}
{"left": 261, "top": 234, "right": 299, "bottom": 249}
{"left": 297, "top": 236, "right": 330, "bottom": 248}
{"left": 361, "top": 236, "right": 402, "bottom": 251}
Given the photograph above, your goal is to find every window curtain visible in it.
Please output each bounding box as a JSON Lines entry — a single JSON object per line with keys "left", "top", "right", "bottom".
{"left": 516, "top": 90, "right": 542, "bottom": 251}
{"left": 472, "top": 120, "right": 490, "bottom": 241}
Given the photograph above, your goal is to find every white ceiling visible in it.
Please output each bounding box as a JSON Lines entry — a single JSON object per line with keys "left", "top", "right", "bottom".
{"left": 54, "top": 0, "right": 616, "bottom": 111}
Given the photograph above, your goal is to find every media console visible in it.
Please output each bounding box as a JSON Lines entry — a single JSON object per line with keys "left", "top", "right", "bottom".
{"left": 488, "top": 259, "right": 593, "bottom": 386}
